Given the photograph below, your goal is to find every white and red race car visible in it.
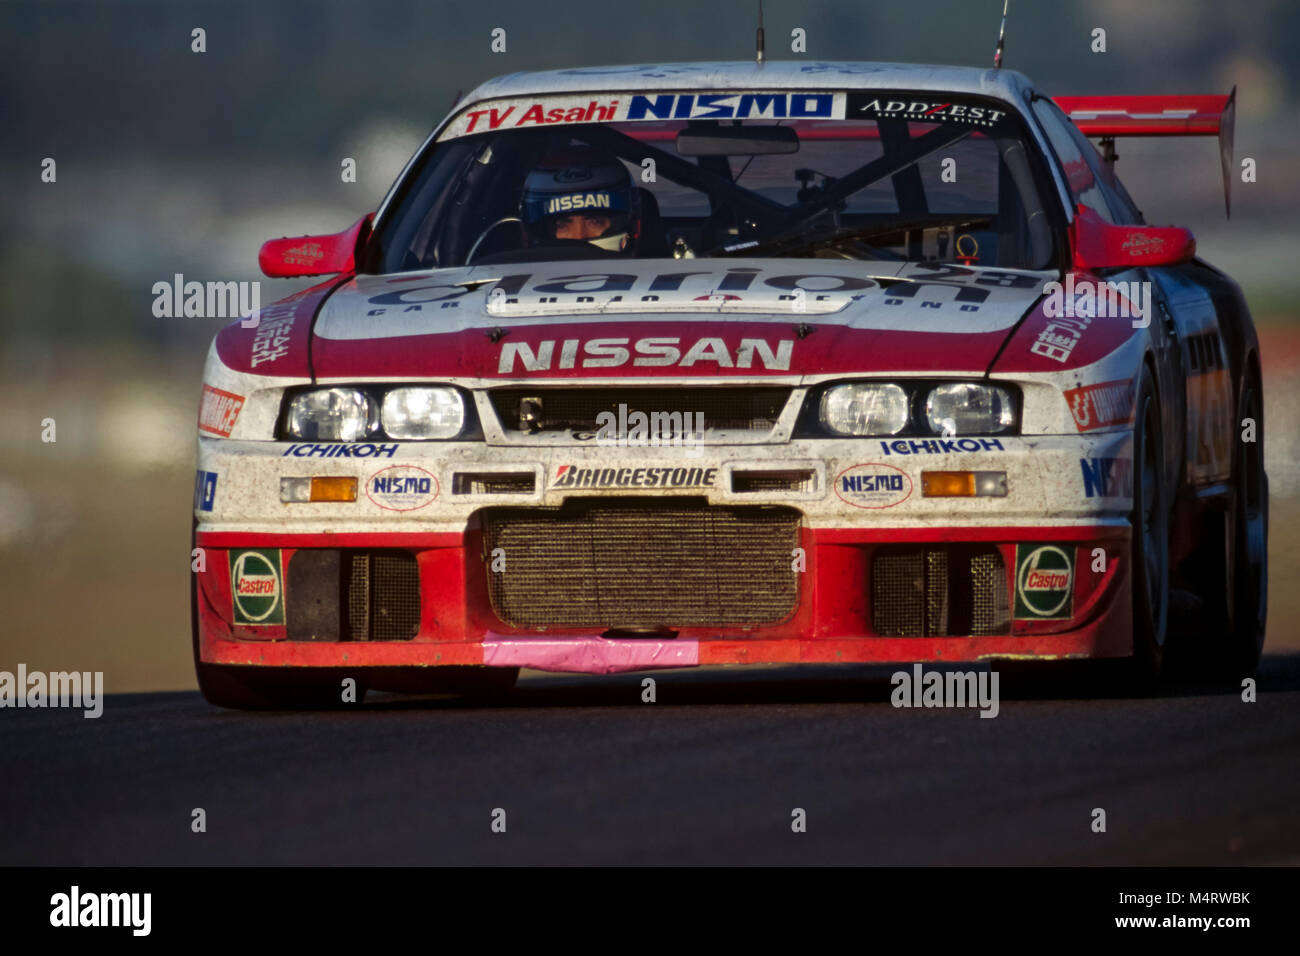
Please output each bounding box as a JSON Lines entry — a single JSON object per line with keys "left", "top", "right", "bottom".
{"left": 192, "top": 61, "right": 1266, "bottom": 707}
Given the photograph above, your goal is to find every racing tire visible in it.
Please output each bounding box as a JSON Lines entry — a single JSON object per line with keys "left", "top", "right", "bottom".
{"left": 1119, "top": 365, "right": 1171, "bottom": 689}
{"left": 1225, "top": 369, "right": 1268, "bottom": 676}
{"left": 196, "top": 663, "right": 369, "bottom": 711}
{"left": 364, "top": 666, "right": 521, "bottom": 697}
{"left": 1172, "top": 364, "right": 1269, "bottom": 683}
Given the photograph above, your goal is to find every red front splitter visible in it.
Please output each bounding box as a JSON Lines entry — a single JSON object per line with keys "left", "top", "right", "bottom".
{"left": 196, "top": 524, "right": 1134, "bottom": 672}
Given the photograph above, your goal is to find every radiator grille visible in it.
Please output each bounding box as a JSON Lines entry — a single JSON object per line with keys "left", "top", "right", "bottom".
{"left": 489, "top": 387, "right": 790, "bottom": 435}
{"left": 870, "top": 550, "right": 925, "bottom": 637}
{"left": 482, "top": 500, "right": 800, "bottom": 628}
{"left": 969, "top": 550, "right": 1009, "bottom": 636}
{"left": 924, "top": 548, "right": 949, "bottom": 635}
{"left": 872, "top": 546, "right": 1009, "bottom": 637}
{"left": 368, "top": 553, "right": 422, "bottom": 640}
{"left": 346, "top": 553, "right": 370, "bottom": 640}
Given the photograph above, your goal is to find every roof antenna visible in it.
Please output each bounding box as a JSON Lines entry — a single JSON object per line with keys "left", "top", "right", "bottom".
{"left": 756, "top": 0, "right": 765, "bottom": 65}
{"left": 993, "top": 0, "right": 1009, "bottom": 69}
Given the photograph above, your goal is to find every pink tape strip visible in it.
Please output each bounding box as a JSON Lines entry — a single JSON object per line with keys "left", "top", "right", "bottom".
{"left": 481, "top": 635, "right": 700, "bottom": 675}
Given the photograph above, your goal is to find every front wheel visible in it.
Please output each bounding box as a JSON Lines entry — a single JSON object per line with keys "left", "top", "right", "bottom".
{"left": 1123, "top": 365, "right": 1171, "bottom": 688}
{"left": 364, "top": 666, "right": 520, "bottom": 697}
{"left": 196, "top": 664, "right": 368, "bottom": 710}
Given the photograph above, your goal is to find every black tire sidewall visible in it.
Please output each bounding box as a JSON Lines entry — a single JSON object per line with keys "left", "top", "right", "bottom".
{"left": 1130, "top": 366, "right": 1169, "bottom": 678}
{"left": 1230, "top": 374, "right": 1268, "bottom": 673}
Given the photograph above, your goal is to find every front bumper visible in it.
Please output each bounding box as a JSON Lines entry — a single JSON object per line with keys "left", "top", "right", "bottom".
{"left": 194, "top": 434, "right": 1136, "bottom": 672}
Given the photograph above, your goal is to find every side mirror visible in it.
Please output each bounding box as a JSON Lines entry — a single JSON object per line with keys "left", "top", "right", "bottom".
{"left": 259, "top": 214, "right": 373, "bottom": 278}
{"left": 1070, "top": 204, "right": 1195, "bottom": 270}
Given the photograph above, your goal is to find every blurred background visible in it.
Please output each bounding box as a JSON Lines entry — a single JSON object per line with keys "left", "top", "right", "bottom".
{"left": 1, "top": 0, "right": 1297, "bottom": 690}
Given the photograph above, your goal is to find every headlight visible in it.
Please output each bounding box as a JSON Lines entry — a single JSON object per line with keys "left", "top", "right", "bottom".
{"left": 286, "top": 387, "right": 377, "bottom": 441}
{"left": 381, "top": 387, "right": 465, "bottom": 440}
{"left": 925, "top": 383, "right": 1016, "bottom": 436}
{"left": 820, "top": 383, "right": 910, "bottom": 436}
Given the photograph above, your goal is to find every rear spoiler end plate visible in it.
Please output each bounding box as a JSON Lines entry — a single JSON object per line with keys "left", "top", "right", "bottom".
{"left": 1053, "top": 88, "right": 1236, "bottom": 216}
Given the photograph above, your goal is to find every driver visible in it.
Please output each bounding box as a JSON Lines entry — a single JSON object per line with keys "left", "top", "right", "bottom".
{"left": 520, "top": 147, "right": 642, "bottom": 253}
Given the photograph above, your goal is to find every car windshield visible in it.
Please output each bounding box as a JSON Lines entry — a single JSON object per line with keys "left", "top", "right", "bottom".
{"left": 367, "top": 90, "right": 1060, "bottom": 273}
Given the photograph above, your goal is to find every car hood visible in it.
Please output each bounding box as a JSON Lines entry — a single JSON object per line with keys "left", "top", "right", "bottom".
{"left": 308, "top": 259, "right": 1053, "bottom": 381}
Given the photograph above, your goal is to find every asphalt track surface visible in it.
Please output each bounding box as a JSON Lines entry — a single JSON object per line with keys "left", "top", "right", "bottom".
{"left": 3, "top": 655, "right": 1298, "bottom": 866}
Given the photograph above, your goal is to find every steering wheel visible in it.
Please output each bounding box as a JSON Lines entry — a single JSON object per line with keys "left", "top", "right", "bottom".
{"left": 466, "top": 217, "right": 525, "bottom": 264}
{"left": 698, "top": 205, "right": 741, "bottom": 256}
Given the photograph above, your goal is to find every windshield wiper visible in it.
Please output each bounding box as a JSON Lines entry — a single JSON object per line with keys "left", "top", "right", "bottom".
{"left": 715, "top": 215, "right": 995, "bottom": 259}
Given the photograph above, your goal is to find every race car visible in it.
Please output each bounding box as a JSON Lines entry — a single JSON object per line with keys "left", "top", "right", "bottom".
{"left": 192, "top": 60, "right": 1266, "bottom": 708}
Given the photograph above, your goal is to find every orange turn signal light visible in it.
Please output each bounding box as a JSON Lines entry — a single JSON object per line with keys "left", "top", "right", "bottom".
{"left": 309, "top": 477, "right": 358, "bottom": 502}
{"left": 282, "top": 476, "right": 358, "bottom": 503}
{"left": 923, "top": 471, "right": 975, "bottom": 497}
{"left": 921, "top": 471, "right": 1008, "bottom": 498}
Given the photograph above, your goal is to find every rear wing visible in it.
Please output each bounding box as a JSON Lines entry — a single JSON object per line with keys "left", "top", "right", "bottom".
{"left": 1052, "top": 88, "right": 1236, "bottom": 216}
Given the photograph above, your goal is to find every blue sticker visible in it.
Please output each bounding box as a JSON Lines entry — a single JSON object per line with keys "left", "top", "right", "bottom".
{"left": 195, "top": 470, "right": 218, "bottom": 512}
{"left": 1079, "top": 457, "right": 1133, "bottom": 499}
